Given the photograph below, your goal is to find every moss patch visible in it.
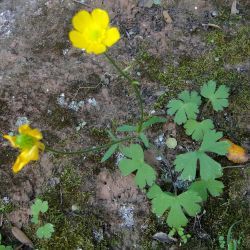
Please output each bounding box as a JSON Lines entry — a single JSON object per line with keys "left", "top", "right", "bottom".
{"left": 137, "top": 26, "right": 250, "bottom": 112}
{"left": 25, "top": 167, "right": 110, "bottom": 249}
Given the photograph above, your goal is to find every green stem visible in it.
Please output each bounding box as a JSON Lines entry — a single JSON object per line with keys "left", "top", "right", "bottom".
{"left": 104, "top": 52, "right": 144, "bottom": 132}
{"left": 45, "top": 136, "right": 135, "bottom": 155}
{"left": 223, "top": 164, "right": 250, "bottom": 170}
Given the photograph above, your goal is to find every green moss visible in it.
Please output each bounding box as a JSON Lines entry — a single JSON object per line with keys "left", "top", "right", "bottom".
{"left": 90, "top": 128, "right": 109, "bottom": 143}
{"left": 137, "top": 26, "right": 250, "bottom": 115}
{"left": 202, "top": 168, "right": 250, "bottom": 249}
{"left": 43, "top": 95, "right": 78, "bottom": 130}
{"left": 140, "top": 215, "right": 168, "bottom": 250}
{"left": 24, "top": 167, "right": 110, "bottom": 249}
{"left": 0, "top": 200, "right": 15, "bottom": 214}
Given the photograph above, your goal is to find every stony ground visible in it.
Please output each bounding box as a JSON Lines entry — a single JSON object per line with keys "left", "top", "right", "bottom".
{"left": 0, "top": 0, "right": 249, "bottom": 249}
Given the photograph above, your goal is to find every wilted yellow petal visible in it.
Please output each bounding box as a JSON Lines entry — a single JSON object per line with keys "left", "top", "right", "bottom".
{"left": 18, "top": 124, "right": 42, "bottom": 140}
{"left": 12, "top": 154, "right": 29, "bottom": 173}
{"left": 12, "top": 146, "right": 40, "bottom": 173}
{"left": 72, "top": 10, "right": 91, "bottom": 33}
{"left": 225, "top": 139, "right": 248, "bottom": 164}
{"left": 4, "top": 135, "right": 18, "bottom": 148}
{"left": 103, "top": 27, "right": 120, "bottom": 47}
{"left": 91, "top": 9, "right": 109, "bottom": 28}
{"left": 69, "top": 30, "right": 89, "bottom": 49}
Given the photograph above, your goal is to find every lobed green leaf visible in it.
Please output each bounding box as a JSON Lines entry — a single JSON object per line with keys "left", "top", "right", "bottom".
{"left": 167, "top": 90, "right": 201, "bottom": 125}
{"left": 36, "top": 223, "right": 54, "bottom": 239}
{"left": 189, "top": 179, "right": 224, "bottom": 201}
{"left": 201, "top": 80, "right": 229, "bottom": 111}
{"left": 147, "top": 185, "right": 202, "bottom": 228}
{"left": 119, "top": 144, "right": 156, "bottom": 188}
{"left": 184, "top": 119, "right": 214, "bottom": 141}
{"left": 174, "top": 130, "right": 229, "bottom": 180}
{"left": 31, "top": 199, "right": 48, "bottom": 216}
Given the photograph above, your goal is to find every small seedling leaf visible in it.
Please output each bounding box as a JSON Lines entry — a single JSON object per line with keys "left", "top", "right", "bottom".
{"left": 119, "top": 144, "right": 156, "bottom": 188}
{"left": 142, "top": 116, "right": 167, "bottom": 130}
{"left": 201, "top": 80, "right": 229, "bottom": 111}
{"left": 147, "top": 185, "right": 202, "bottom": 228}
{"left": 189, "top": 179, "right": 224, "bottom": 200}
{"left": 117, "top": 125, "right": 137, "bottom": 132}
{"left": 167, "top": 90, "right": 201, "bottom": 125}
{"left": 184, "top": 119, "right": 214, "bottom": 141}
{"left": 107, "top": 130, "right": 116, "bottom": 141}
{"left": 101, "top": 144, "right": 118, "bottom": 162}
{"left": 36, "top": 223, "right": 54, "bottom": 239}
{"left": 31, "top": 199, "right": 48, "bottom": 216}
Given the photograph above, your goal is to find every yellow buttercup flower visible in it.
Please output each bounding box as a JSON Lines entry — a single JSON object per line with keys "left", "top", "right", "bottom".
{"left": 4, "top": 124, "right": 45, "bottom": 173}
{"left": 69, "top": 8, "right": 120, "bottom": 54}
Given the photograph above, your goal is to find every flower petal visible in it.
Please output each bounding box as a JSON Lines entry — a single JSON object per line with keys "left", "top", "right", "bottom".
{"left": 12, "top": 154, "right": 29, "bottom": 173}
{"left": 72, "top": 10, "right": 91, "bottom": 32}
{"left": 103, "top": 27, "right": 120, "bottom": 47}
{"left": 69, "top": 30, "right": 89, "bottom": 49}
{"left": 91, "top": 9, "right": 109, "bottom": 28}
{"left": 3, "top": 135, "right": 18, "bottom": 148}
{"left": 86, "top": 43, "right": 106, "bottom": 54}
{"left": 12, "top": 146, "right": 40, "bottom": 173}
{"left": 18, "top": 124, "right": 42, "bottom": 140}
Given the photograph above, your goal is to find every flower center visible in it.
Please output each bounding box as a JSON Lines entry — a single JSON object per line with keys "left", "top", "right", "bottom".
{"left": 86, "top": 24, "right": 105, "bottom": 42}
{"left": 16, "top": 134, "right": 35, "bottom": 149}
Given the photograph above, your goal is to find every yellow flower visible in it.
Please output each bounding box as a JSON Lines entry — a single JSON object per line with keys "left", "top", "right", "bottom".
{"left": 4, "top": 124, "right": 45, "bottom": 173}
{"left": 69, "top": 8, "right": 120, "bottom": 54}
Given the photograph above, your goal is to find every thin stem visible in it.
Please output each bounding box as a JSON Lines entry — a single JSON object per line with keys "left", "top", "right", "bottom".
{"left": 104, "top": 52, "right": 144, "bottom": 131}
{"left": 223, "top": 164, "right": 250, "bottom": 170}
{"left": 45, "top": 136, "right": 135, "bottom": 155}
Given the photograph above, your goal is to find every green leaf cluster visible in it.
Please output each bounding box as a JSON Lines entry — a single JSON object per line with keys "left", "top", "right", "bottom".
{"left": 147, "top": 185, "right": 202, "bottom": 228}
{"left": 100, "top": 79, "right": 230, "bottom": 236}
{"left": 118, "top": 144, "right": 156, "bottom": 188}
{"left": 166, "top": 81, "right": 229, "bottom": 121}
{"left": 30, "top": 199, "right": 54, "bottom": 240}
{"left": 168, "top": 227, "right": 191, "bottom": 244}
